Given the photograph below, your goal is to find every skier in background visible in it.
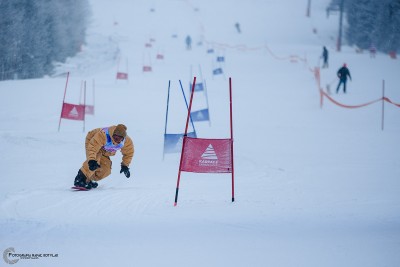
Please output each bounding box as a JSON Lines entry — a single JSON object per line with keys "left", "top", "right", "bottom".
{"left": 369, "top": 43, "right": 377, "bottom": 58}
{"left": 185, "top": 35, "right": 192, "bottom": 50}
{"left": 73, "top": 124, "right": 134, "bottom": 189}
{"left": 336, "top": 63, "right": 352, "bottom": 94}
{"left": 235, "top": 22, "right": 241, "bottom": 33}
{"left": 322, "top": 46, "right": 329, "bottom": 68}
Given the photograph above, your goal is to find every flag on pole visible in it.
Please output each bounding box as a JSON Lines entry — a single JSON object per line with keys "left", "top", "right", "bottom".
{"left": 61, "top": 103, "right": 85, "bottom": 121}
{"left": 164, "top": 132, "right": 197, "bottom": 154}
{"left": 190, "top": 108, "right": 209, "bottom": 122}
{"left": 180, "top": 137, "right": 232, "bottom": 173}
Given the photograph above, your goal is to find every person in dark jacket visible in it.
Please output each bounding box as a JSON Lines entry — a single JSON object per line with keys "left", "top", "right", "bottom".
{"left": 336, "top": 63, "right": 352, "bottom": 93}
{"left": 322, "top": 46, "right": 329, "bottom": 68}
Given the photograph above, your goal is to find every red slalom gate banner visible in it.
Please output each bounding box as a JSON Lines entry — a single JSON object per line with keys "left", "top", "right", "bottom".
{"left": 58, "top": 73, "right": 86, "bottom": 132}
{"left": 180, "top": 137, "right": 233, "bottom": 173}
{"left": 61, "top": 103, "right": 85, "bottom": 120}
{"left": 116, "top": 72, "right": 128, "bottom": 80}
{"left": 174, "top": 77, "right": 235, "bottom": 206}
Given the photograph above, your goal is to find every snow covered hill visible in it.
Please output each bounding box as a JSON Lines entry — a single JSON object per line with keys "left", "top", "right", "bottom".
{"left": 1, "top": 0, "right": 399, "bottom": 266}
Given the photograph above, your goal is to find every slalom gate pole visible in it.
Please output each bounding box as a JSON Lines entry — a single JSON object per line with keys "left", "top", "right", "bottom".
{"left": 58, "top": 72, "right": 70, "bottom": 132}
{"left": 179, "top": 80, "right": 197, "bottom": 135}
{"left": 83, "top": 81, "right": 86, "bottom": 133}
{"left": 163, "top": 80, "right": 171, "bottom": 160}
{"left": 93, "top": 79, "right": 95, "bottom": 115}
{"left": 229, "top": 77, "right": 235, "bottom": 202}
{"left": 381, "top": 80, "right": 385, "bottom": 131}
{"left": 174, "top": 77, "right": 196, "bottom": 206}
{"left": 126, "top": 59, "right": 129, "bottom": 83}
{"left": 203, "top": 79, "right": 211, "bottom": 126}
{"left": 79, "top": 81, "right": 83, "bottom": 104}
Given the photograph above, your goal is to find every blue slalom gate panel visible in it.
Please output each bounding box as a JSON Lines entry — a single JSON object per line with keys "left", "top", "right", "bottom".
{"left": 213, "top": 68, "right": 223, "bottom": 75}
{"left": 189, "top": 82, "right": 204, "bottom": 92}
{"left": 217, "top": 56, "right": 225, "bottom": 62}
{"left": 190, "top": 108, "right": 210, "bottom": 122}
{"left": 164, "top": 131, "right": 197, "bottom": 154}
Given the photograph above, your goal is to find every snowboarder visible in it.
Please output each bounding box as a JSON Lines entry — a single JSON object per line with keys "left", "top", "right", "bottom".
{"left": 185, "top": 35, "right": 192, "bottom": 50}
{"left": 336, "top": 63, "right": 352, "bottom": 94}
{"left": 73, "top": 124, "right": 134, "bottom": 189}
{"left": 321, "top": 46, "right": 329, "bottom": 68}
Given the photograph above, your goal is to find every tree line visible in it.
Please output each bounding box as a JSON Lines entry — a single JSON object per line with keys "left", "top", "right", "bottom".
{"left": 345, "top": 0, "right": 400, "bottom": 53}
{"left": 0, "top": 0, "right": 90, "bottom": 80}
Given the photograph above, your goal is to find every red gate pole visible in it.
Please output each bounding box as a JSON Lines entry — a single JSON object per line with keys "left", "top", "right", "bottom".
{"left": 229, "top": 77, "right": 235, "bottom": 202}
{"left": 174, "top": 77, "right": 197, "bottom": 206}
{"left": 83, "top": 81, "right": 86, "bottom": 133}
{"left": 93, "top": 79, "right": 96, "bottom": 115}
{"left": 381, "top": 80, "right": 385, "bottom": 131}
{"left": 58, "top": 72, "right": 70, "bottom": 132}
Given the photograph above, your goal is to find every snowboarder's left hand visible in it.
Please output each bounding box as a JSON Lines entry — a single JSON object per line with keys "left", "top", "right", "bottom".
{"left": 120, "top": 165, "right": 130, "bottom": 178}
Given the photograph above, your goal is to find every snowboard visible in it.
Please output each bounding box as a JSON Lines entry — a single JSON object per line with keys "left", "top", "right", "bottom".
{"left": 71, "top": 186, "right": 90, "bottom": 191}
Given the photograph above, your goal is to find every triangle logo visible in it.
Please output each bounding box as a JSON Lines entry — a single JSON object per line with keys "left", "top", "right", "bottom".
{"left": 201, "top": 144, "right": 218, "bottom": 160}
{"left": 69, "top": 106, "right": 79, "bottom": 117}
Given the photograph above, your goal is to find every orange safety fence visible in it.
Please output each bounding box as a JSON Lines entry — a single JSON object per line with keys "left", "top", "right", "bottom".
{"left": 320, "top": 89, "right": 382, "bottom": 108}
{"left": 383, "top": 97, "right": 400, "bottom": 108}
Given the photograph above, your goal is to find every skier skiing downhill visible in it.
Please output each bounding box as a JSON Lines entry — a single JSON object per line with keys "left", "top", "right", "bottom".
{"left": 73, "top": 124, "right": 134, "bottom": 190}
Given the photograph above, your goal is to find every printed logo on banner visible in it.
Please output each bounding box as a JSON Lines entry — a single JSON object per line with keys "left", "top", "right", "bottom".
{"left": 69, "top": 107, "right": 79, "bottom": 118}
{"left": 199, "top": 144, "right": 218, "bottom": 167}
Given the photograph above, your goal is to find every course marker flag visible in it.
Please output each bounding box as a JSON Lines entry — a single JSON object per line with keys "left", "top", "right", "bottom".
{"left": 174, "top": 77, "right": 235, "bottom": 206}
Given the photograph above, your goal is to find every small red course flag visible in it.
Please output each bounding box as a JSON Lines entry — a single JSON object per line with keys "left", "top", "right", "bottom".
{"left": 61, "top": 103, "right": 85, "bottom": 121}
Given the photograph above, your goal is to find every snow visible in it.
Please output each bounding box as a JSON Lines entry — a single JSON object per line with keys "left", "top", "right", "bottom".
{"left": 1, "top": 0, "right": 400, "bottom": 266}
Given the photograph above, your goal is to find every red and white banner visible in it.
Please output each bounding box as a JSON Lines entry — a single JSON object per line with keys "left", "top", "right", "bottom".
{"left": 85, "top": 105, "right": 95, "bottom": 115}
{"left": 58, "top": 73, "right": 87, "bottom": 132}
{"left": 61, "top": 103, "right": 85, "bottom": 121}
{"left": 116, "top": 72, "right": 128, "bottom": 80}
{"left": 174, "top": 77, "right": 235, "bottom": 206}
{"left": 180, "top": 137, "right": 232, "bottom": 173}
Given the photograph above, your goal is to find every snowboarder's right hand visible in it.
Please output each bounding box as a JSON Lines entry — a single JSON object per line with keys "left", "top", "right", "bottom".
{"left": 88, "top": 160, "right": 100, "bottom": 171}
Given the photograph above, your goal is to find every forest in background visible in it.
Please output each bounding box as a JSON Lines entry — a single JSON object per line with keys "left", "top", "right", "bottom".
{"left": 345, "top": 0, "right": 400, "bottom": 52}
{"left": 0, "top": 0, "right": 90, "bottom": 80}
{"left": 0, "top": 0, "right": 399, "bottom": 81}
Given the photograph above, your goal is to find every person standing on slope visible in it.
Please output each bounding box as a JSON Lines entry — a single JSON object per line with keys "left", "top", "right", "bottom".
{"left": 322, "top": 46, "right": 329, "bottom": 68}
{"left": 73, "top": 124, "right": 134, "bottom": 189}
{"left": 336, "top": 63, "right": 352, "bottom": 94}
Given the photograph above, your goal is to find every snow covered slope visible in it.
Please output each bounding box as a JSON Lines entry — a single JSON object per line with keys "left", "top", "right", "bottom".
{"left": 1, "top": 0, "right": 399, "bottom": 266}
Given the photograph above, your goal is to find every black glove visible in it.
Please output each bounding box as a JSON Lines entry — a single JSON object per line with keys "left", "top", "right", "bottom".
{"left": 88, "top": 160, "right": 100, "bottom": 171}
{"left": 120, "top": 165, "right": 130, "bottom": 178}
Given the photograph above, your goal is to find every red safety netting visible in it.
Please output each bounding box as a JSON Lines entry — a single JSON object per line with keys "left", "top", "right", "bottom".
{"left": 61, "top": 103, "right": 85, "bottom": 121}
{"left": 383, "top": 97, "right": 400, "bottom": 108}
{"left": 320, "top": 89, "right": 382, "bottom": 109}
{"left": 180, "top": 137, "right": 233, "bottom": 173}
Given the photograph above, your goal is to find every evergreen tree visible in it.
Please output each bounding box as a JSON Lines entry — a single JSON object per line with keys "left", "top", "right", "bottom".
{"left": 0, "top": 0, "right": 90, "bottom": 80}
{"left": 344, "top": 0, "right": 400, "bottom": 53}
